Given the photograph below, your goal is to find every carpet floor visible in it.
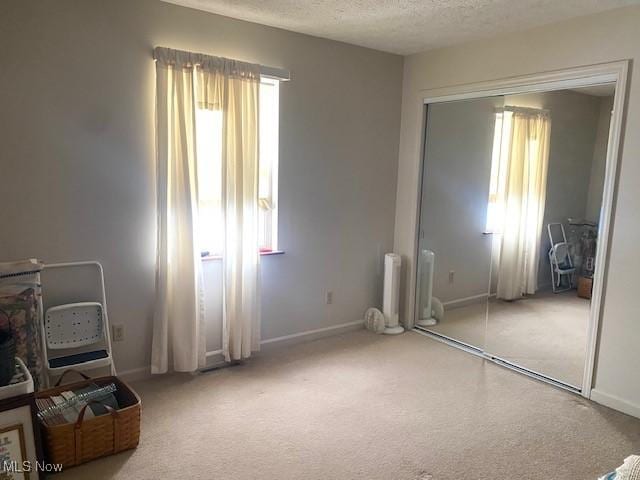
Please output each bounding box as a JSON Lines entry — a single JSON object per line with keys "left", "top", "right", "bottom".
{"left": 427, "top": 290, "right": 589, "bottom": 387}
{"left": 57, "top": 330, "right": 639, "bottom": 480}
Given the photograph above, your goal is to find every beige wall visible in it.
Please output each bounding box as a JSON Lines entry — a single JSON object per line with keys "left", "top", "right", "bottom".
{"left": 0, "top": 0, "right": 403, "bottom": 373}
{"left": 394, "top": 5, "right": 640, "bottom": 415}
{"left": 418, "top": 98, "right": 499, "bottom": 304}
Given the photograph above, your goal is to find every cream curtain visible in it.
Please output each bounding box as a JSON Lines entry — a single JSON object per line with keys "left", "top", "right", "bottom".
{"left": 196, "top": 54, "right": 262, "bottom": 361}
{"left": 152, "top": 51, "right": 205, "bottom": 373}
{"left": 152, "top": 47, "right": 261, "bottom": 371}
{"left": 496, "top": 108, "right": 551, "bottom": 301}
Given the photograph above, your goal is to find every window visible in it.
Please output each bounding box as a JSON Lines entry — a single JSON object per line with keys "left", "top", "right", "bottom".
{"left": 258, "top": 77, "right": 280, "bottom": 252}
{"left": 195, "top": 108, "right": 224, "bottom": 256}
{"left": 195, "top": 77, "right": 280, "bottom": 257}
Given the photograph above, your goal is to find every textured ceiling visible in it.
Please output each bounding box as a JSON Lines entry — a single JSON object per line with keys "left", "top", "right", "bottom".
{"left": 161, "top": 0, "right": 640, "bottom": 54}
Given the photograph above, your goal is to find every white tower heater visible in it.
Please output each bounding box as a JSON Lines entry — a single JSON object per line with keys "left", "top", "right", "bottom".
{"left": 417, "top": 249, "right": 437, "bottom": 327}
{"left": 383, "top": 253, "right": 404, "bottom": 335}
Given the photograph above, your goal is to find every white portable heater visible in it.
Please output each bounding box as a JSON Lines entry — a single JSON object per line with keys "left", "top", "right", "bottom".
{"left": 417, "top": 249, "right": 437, "bottom": 327}
{"left": 383, "top": 253, "right": 404, "bottom": 335}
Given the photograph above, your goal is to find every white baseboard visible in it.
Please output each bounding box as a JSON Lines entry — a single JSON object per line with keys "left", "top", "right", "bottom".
{"left": 590, "top": 388, "right": 640, "bottom": 419}
{"left": 443, "top": 293, "right": 490, "bottom": 310}
{"left": 118, "top": 319, "right": 365, "bottom": 382}
{"left": 259, "top": 319, "right": 364, "bottom": 350}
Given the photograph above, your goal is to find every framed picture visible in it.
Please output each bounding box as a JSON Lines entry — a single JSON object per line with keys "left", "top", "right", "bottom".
{"left": 0, "top": 394, "right": 43, "bottom": 480}
{"left": 0, "top": 423, "right": 29, "bottom": 479}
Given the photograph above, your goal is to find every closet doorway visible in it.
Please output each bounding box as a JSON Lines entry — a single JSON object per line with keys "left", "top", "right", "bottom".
{"left": 413, "top": 62, "right": 628, "bottom": 396}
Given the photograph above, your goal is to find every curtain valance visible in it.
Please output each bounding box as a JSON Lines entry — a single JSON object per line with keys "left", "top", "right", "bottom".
{"left": 500, "top": 106, "right": 551, "bottom": 117}
{"left": 154, "top": 47, "right": 260, "bottom": 111}
{"left": 153, "top": 47, "right": 261, "bottom": 80}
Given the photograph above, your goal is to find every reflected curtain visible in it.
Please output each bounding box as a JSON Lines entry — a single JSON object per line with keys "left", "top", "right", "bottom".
{"left": 496, "top": 108, "right": 551, "bottom": 300}
{"left": 152, "top": 47, "right": 261, "bottom": 371}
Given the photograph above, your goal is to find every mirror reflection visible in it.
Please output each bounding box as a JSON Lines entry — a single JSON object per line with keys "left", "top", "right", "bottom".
{"left": 416, "top": 84, "right": 614, "bottom": 389}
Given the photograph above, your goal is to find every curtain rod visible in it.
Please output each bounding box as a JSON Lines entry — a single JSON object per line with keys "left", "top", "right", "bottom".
{"left": 260, "top": 65, "right": 290, "bottom": 82}
{"left": 153, "top": 47, "right": 290, "bottom": 82}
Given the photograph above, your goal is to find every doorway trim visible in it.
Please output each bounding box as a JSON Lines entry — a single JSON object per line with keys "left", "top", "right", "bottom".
{"left": 413, "top": 60, "right": 629, "bottom": 399}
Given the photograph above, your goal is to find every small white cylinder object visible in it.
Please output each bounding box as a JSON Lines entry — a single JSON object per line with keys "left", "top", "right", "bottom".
{"left": 417, "top": 249, "right": 437, "bottom": 327}
{"left": 383, "top": 253, "right": 404, "bottom": 335}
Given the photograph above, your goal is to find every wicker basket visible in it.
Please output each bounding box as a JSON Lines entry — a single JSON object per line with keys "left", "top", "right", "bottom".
{"left": 36, "top": 370, "right": 141, "bottom": 468}
{"left": 577, "top": 276, "right": 593, "bottom": 299}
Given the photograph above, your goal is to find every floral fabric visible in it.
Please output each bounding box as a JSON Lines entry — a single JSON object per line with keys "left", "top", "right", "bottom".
{"left": 0, "top": 287, "right": 44, "bottom": 390}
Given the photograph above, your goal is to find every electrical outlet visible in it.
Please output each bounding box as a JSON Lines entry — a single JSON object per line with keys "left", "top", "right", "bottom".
{"left": 449, "top": 270, "right": 455, "bottom": 284}
{"left": 112, "top": 324, "right": 125, "bottom": 342}
{"left": 325, "top": 291, "right": 333, "bottom": 305}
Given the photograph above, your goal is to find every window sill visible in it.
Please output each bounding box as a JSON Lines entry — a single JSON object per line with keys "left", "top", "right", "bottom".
{"left": 201, "top": 250, "right": 285, "bottom": 262}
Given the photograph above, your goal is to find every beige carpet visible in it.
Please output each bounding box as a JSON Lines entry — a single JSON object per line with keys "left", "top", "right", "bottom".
{"left": 57, "top": 330, "right": 639, "bottom": 480}
{"left": 427, "top": 290, "right": 589, "bottom": 387}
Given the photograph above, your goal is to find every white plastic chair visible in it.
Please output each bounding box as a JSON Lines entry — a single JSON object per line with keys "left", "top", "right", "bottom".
{"left": 547, "top": 223, "right": 576, "bottom": 293}
{"left": 40, "top": 262, "right": 116, "bottom": 384}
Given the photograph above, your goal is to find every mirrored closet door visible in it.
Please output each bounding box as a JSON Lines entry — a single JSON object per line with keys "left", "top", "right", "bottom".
{"left": 416, "top": 83, "right": 615, "bottom": 391}
{"left": 416, "top": 96, "right": 502, "bottom": 352}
